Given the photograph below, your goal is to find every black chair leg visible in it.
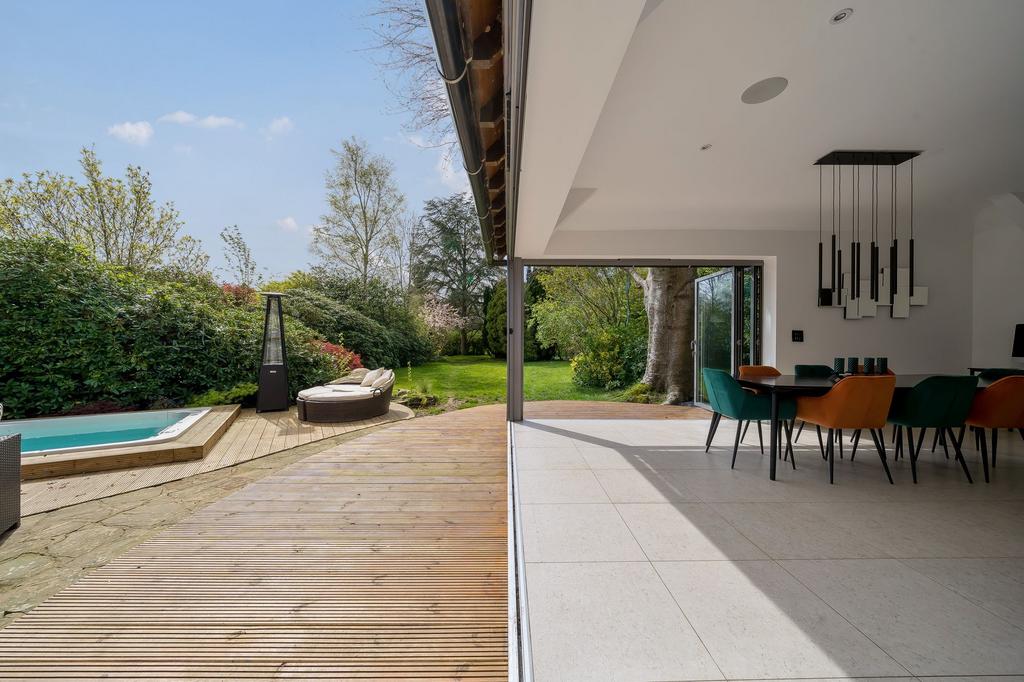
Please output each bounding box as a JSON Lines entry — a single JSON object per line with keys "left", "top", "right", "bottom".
{"left": 895, "top": 425, "right": 903, "bottom": 461}
{"left": 838, "top": 429, "right": 844, "bottom": 460}
{"left": 947, "top": 427, "right": 974, "bottom": 484}
{"left": 1019, "top": 428, "right": 1024, "bottom": 442}
{"left": 907, "top": 426, "right": 914, "bottom": 463}
{"left": 705, "top": 412, "right": 722, "bottom": 453}
{"left": 850, "top": 429, "right": 861, "bottom": 461}
{"left": 931, "top": 427, "right": 939, "bottom": 453}
{"left": 827, "top": 428, "right": 835, "bottom": 484}
{"left": 757, "top": 420, "right": 764, "bottom": 455}
{"left": 741, "top": 420, "right": 751, "bottom": 443}
{"left": 891, "top": 423, "right": 897, "bottom": 444}
{"left": 915, "top": 427, "right": 925, "bottom": 458}
{"left": 784, "top": 420, "right": 796, "bottom": 469}
{"left": 978, "top": 428, "right": 991, "bottom": 483}
{"left": 731, "top": 419, "right": 742, "bottom": 469}
{"left": 870, "top": 428, "right": 895, "bottom": 485}
{"left": 795, "top": 420, "right": 805, "bottom": 441}
{"left": 991, "top": 428, "right": 998, "bottom": 469}
{"left": 907, "top": 427, "right": 919, "bottom": 484}
{"left": 816, "top": 425, "right": 825, "bottom": 459}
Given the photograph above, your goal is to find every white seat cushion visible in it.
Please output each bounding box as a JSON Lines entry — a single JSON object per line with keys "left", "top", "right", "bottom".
{"left": 298, "top": 385, "right": 380, "bottom": 402}
{"left": 372, "top": 369, "right": 395, "bottom": 389}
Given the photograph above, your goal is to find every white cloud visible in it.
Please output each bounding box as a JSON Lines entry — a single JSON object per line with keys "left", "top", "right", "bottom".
{"left": 158, "top": 110, "right": 197, "bottom": 125}
{"left": 276, "top": 216, "right": 299, "bottom": 232}
{"left": 266, "top": 116, "right": 294, "bottom": 136}
{"left": 158, "top": 111, "right": 242, "bottom": 129}
{"left": 197, "top": 114, "right": 241, "bottom": 129}
{"left": 107, "top": 121, "right": 153, "bottom": 145}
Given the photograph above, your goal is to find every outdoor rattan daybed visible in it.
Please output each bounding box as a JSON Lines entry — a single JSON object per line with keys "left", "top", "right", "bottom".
{"left": 296, "top": 368, "right": 395, "bottom": 423}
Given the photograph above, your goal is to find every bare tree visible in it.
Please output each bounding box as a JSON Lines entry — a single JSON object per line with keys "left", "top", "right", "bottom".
{"left": 311, "top": 137, "right": 406, "bottom": 284}
{"left": 365, "top": 0, "right": 452, "bottom": 145}
{"left": 388, "top": 210, "right": 418, "bottom": 292}
{"left": 220, "top": 224, "right": 260, "bottom": 287}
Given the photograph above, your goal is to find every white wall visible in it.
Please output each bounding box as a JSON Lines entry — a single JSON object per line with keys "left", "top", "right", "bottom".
{"left": 542, "top": 206, "right": 975, "bottom": 374}
{"left": 972, "top": 194, "right": 1024, "bottom": 369}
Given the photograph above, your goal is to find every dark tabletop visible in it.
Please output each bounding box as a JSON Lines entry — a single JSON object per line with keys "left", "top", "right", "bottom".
{"left": 736, "top": 373, "right": 993, "bottom": 394}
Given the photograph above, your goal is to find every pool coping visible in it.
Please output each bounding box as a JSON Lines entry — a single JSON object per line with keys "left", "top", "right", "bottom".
{"left": 19, "top": 405, "right": 240, "bottom": 480}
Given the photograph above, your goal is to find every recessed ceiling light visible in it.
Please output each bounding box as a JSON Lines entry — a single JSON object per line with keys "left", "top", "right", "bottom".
{"left": 741, "top": 77, "right": 788, "bottom": 104}
{"left": 830, "top": 7, "right": 853, "bottom": 24}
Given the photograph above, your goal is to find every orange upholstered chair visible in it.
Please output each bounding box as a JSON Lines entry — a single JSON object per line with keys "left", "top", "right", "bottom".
{"left": 965, "top": 376, "right": 1024, "bottom": 477}
{"left": 737, "top": 365, "right": 782, "bottom": 455}
{"left": 796, "top": 375, "right": 897, "bottom": 484}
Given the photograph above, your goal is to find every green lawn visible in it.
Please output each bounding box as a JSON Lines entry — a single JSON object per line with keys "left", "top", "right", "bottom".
{"left": 394, "top": 355, "right": 620, "bottom": 407}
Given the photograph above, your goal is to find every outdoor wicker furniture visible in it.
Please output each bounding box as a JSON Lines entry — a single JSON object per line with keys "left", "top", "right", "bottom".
{"left": 296, "top": 369, "right": 395, "bottom": 423}
{"left": 1, "top": 433, "right": 21, "bottom": 534}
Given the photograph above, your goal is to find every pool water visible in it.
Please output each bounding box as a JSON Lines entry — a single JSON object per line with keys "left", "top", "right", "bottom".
{"left": 0, "top": 408, "right": 209, "bottom": 455}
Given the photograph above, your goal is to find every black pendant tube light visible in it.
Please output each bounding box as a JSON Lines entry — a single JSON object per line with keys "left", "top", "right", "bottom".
{"left": 871, "top": 164, "right": 878, "bottom": 301}
{"left": 814, "top": 151, "right": 921, "bottom": 312}
{"left": 909, "top": 158, "right": 915, "bottom": 291}
{"left": 890, "top": 164, "right": 898, "bottom": 308}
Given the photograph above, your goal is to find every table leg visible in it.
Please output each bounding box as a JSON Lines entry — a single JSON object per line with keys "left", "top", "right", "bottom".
{"left": 769, "top": 392, "right": 779, "bottom": 481}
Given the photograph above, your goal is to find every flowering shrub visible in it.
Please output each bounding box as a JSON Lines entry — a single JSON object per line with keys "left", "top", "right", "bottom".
{"left": 312, "top": 340, "right": 363, "bottom": 372}
{"left": 418, "top": 294, "right": 467, "bottom": 356}
{"left": 221, "top": 283, "right": 257, "bottom": 306}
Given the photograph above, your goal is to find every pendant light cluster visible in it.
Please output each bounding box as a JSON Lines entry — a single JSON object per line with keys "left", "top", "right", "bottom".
{"left": 815, "top": 150, "right": 923, "bottom": 319}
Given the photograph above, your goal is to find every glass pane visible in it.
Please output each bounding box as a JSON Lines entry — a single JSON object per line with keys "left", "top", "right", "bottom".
{"left": 262, "top": 298, "right": 284, "bottom": 365}
{"left": 741, "top": 268, "right": 754, "bottom": 366}
{"left": 694, "top": 270, "right": 733, "bottom": 404}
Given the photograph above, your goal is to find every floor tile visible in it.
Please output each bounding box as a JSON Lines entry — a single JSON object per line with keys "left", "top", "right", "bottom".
{"left": 655, "top": 560, "right": 908, "bottom": 679}
{"left": 711, "top": 502, "right": 891, "bottom": 559}
{"left": 593, "top": 469, "right": 700, "bottom": 503}
{"left": 515, "top": 446, "right": 588, "bottom": 470}
{"left": 781, "top": 558, "right": 1024, "bottom": 675}
{"left": 517, "top": 470, "right": 608, "bottom": 504}
{"left": 526, "top": 562, "right": 722, "bottom": 682}
{"left": 900, "top": 557, "right": 1024, "bottom": 629}
{"left": 521, "top": 503, "right": 645, "bottom": 562}
{"left": 617, "top": 503, "right": 767, "bottom": 561}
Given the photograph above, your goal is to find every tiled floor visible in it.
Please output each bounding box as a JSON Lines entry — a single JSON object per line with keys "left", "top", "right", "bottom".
{"left": 514, "top": 416, "right": 1024, "bottom": 682}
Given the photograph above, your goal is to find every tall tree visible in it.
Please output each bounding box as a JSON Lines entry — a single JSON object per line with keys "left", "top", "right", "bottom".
{"left": 412, "top": 193, "right": 496, "bottom": 353}
{"left": 0, "top": 147, "right": 197, "bottom": 272}
{"left": 387, "top": 210, "right": 418, "bottom": 293}
{"left": 634, "top": 267, "right": 697, "bottom": 404}
{"left": 219, "top": 224, "right": 260, "bottom": 287}
{"left": 311, "top": 137, "right": 405, "bottom": 284}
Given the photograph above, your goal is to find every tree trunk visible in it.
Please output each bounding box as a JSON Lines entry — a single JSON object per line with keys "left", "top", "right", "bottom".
{"left": 641, "top": 267, "right": 696, "bottom": 404}
{"left": 459, "top": 328, "right": 468, "bottom": 355}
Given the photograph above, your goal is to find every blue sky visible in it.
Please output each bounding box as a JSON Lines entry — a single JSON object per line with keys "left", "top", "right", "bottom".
{"left": 0, "top": 0, "right": 465, "bottom": 278}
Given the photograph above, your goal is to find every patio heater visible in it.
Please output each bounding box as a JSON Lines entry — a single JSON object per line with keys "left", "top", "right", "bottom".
{"left": 257, "top": 292, "right": 289, "bottom": 413}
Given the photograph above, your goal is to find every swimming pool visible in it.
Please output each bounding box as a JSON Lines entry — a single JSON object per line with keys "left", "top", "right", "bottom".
{"left": 0, "top": 408, "right": 210, "bottom": 456}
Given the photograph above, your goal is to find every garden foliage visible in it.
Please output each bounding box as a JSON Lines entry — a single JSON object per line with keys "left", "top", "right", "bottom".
{"left": 0, "top": 237, "right": 345, "bottom": 418}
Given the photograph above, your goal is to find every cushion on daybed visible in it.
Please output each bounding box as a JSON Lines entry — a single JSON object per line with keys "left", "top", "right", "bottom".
{"left": 297, "top": 385, "right": 382, "bottom": 402}
{"left": 371, "top": 369, "right": 394, "bottom": 389}
{"left": 327, "top": 367, "right": 370, "bottom": 385}
{"left": 360, "top": 368, "right": 385, "bottom": 387}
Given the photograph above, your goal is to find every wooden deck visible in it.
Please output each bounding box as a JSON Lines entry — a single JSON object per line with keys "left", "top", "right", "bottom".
{"left": 0, "top": 404, "right": 508, "bottom": 679}
{"left": 20, "top": 405, "right": 413, "bottom": 516}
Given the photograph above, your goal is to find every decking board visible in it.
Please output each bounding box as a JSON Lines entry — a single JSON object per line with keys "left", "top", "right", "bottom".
{"left": 0, "top": 404, "right": 508, "bottom": 679}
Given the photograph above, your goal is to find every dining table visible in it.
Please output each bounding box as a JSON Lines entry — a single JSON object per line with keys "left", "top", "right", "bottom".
{"left": 734, "top": 373, "right": 995, "bottom": 481}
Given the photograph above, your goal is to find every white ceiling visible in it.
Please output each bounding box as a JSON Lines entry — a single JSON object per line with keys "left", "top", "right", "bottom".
{"left": 516, "top": 0, "right": 1024, "bottom": 256}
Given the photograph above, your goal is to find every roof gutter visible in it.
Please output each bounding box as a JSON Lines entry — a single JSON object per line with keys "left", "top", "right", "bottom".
{"left": 424, "top": 0, "right": 498, "bottom": 264}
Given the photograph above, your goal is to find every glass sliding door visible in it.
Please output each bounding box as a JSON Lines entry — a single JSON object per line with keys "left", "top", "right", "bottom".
{"left": 693, "top": 265, "right": 762, "bottom": 406}
{"left": 693, "top": 269, "right": 734, "bottom": 405}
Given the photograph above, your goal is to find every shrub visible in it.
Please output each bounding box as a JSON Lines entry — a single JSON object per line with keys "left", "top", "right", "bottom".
{"left": 0, "top": 237, "right": 340, "bottom": 418}
{"left": 570, "top": 324, "right": 647, "bottom": 390}
{"left": 189, "top": 382, "right": 259, "bottom": 407}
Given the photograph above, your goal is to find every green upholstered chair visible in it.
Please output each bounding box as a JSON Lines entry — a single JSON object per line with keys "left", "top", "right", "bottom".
{"left": 793, "top": 364, "right": 837, "bottom": 448}
{"left": 703, "top": 368, "right": 797, "bottom": 469}
{"left": 888, "top": 375, "right": 979, "bottom": 483}
{"left": 794, "top": 364, "right": 836, "bottom": 378}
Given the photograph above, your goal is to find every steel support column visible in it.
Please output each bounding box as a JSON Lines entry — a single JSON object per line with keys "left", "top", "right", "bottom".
{"left": 507, "top": 258, "right": 525, "bottom": 422}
